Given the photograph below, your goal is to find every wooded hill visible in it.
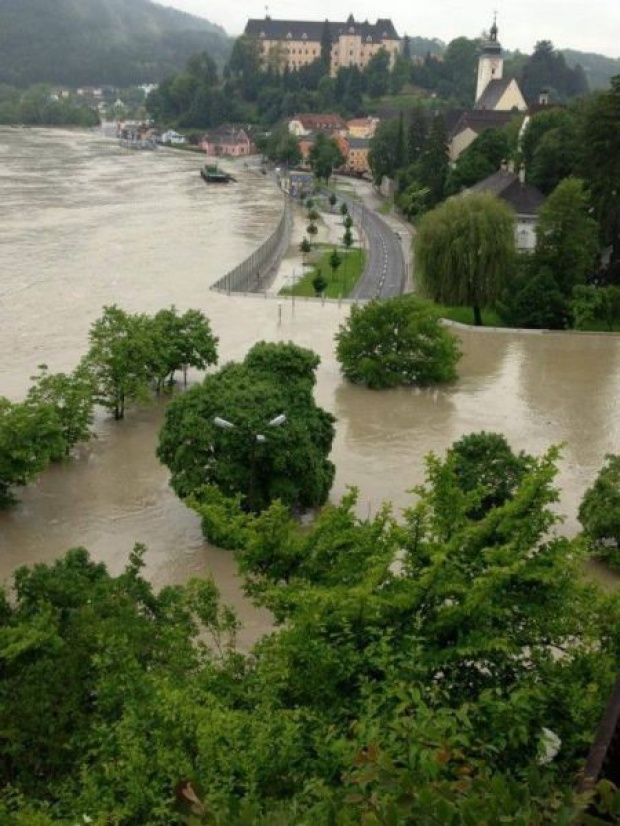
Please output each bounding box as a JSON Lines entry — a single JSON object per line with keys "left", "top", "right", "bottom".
{"left": 0, "top": 0, "right": 232, "bottom": 88}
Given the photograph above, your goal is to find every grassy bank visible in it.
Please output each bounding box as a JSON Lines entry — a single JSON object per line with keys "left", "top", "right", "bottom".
{"left": 280, "top": 246, "right": 366, "bottom": 299}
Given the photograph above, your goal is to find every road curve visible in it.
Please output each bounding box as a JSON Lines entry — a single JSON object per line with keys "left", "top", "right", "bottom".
{"left": 341, "top": 197, "right": 406, "bottom": 300}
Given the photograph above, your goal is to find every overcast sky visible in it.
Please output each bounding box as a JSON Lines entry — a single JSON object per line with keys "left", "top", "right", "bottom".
{"left": 161, "top": 0, "right": 619, "bottom": 59}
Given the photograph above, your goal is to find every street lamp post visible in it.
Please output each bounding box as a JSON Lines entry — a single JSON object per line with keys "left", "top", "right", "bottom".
{"left": 213, "top": 413, "right": 287, "bottom": 512}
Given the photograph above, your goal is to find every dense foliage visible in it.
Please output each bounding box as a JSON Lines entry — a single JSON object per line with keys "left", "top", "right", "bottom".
{"left": 335, "top": 294, "right": 461, "bottom": 389}
{"left": 0, "top": 305, "right": 218, "bottom": 504}
{"left": 1, "top": 441, "right": 619, "bottom": 823}
{"left": 84, "top": 304, "right": 218, "bottom": 420}
{"left": 157, "top": 341, "right": 335, "bottom": 515}
{"left": 0, "top": 0, "right": 231, "bottom": 88}
{"left": 579, "top": 454, "right": 620, "bottom": 567}
{"left": 416, "top": 192, "right": 516, "bottom": 325}
{"left": 519, "top": 40, "right": 589, "bottom": 104}
{"left": 0, "top": 84, "right": 100, "bottom": 126}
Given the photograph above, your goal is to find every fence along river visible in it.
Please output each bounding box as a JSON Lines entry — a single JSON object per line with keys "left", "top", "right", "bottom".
{"left": 1, "top": 128, "right": 619, "bottom": 645}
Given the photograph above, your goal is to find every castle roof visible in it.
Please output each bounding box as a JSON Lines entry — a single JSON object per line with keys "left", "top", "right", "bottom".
{"left": 245, "top": 16, "right": 399, "bottom": 42}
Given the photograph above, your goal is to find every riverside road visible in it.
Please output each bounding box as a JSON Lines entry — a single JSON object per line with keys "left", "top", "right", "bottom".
{"left": 348, "top": 198, "right": 406, "bottom": 300}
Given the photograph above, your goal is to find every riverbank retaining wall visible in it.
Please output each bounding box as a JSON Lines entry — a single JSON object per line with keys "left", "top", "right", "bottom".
{"left": 211, "top": 194, "right": 293, "bottom": 295}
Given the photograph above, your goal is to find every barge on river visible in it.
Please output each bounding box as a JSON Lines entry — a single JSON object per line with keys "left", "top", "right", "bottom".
{"left": 200, "top": 164, "right": 236, "bottom": 184}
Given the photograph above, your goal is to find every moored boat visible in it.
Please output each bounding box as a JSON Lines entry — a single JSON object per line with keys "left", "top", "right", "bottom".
{"left": 200, "top": 164, "right": 236, "bottom": 183}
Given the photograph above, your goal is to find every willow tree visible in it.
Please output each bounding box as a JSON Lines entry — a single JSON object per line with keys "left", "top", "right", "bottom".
{"left": 415, "top": 192, "right": 515, "bottom": 325}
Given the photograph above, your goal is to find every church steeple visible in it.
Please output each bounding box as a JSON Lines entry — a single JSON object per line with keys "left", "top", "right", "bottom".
{"left": 475, "top": 14, "right": 504, "bottom": 103}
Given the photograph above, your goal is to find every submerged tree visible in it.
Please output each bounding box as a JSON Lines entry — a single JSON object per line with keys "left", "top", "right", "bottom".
{"left": 158, "top": 341, "right": 335, "bottom": 514}
{"left": 335, "top": 294, "right": 461, "bottom": 388}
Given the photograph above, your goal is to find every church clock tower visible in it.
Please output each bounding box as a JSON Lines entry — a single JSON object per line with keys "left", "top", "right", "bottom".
{"left": 475, "top": 16, "right": 503, "bottom": 104}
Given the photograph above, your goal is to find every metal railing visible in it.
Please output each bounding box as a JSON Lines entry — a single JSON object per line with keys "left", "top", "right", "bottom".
{"left": 211, "top": 196, "right": 293, "bottom": 295}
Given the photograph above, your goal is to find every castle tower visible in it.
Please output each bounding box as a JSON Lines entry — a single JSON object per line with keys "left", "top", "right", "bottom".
{"left": 475, "top": 16, "right": 503, "bottom": 104}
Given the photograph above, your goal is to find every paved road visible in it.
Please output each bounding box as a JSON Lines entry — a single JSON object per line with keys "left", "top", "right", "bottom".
{"left": 347, "top": 199, "right": 407, "bottom": 299}
{"left": 328, "top": 190, "right": 406, "bottom": 300}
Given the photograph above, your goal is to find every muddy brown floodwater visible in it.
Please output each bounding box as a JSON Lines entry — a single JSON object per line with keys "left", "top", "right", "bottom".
{"left": 1, "top": 128, "right": 619, "bottom": 645}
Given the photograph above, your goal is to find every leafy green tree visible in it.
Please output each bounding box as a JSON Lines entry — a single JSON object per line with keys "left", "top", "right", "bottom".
{"left": 263, "top": 125, "right": 302, "bottom": 167}
{"left": 528, "top": 118, "right": 579, "bottom": 194}
{"left": 0, "top": 398, "right": 65, "bottom": 506}
{"left": 328, "top": 247, "right": 342, "bottom": 282}
{"left": 579, "top": 76, "right": 620, "bottom": 277}
{"left": 442, "top": 36, "right": 479, "bottom": 104}
{"left": 521, "top": 107, "right": 577, "bottom": 171}
{"left": 157, "top": 342, "right": 335, "bottom": 514}
{"left": 147, "top": 306, "right": 218, "bottom": 390}
{"left": 369, "top": 117, "right": 402, "bottom": 184}
{"left": 417, "top": 113, "right": 449, "bottom": 206}
{"left": 534, "top": 177, "right": 599, "bottom": 295}
{"left": 389, "top": 53, "right": 410, "bottom": 95}
{"left": 570, "top": 284, "right": 620, "bottom": 330}
{"left": 308, "top": 132, "right": 344, "bottom": 183}
{"left": 579, "top": 454, "right": 620, "bottom": 565}
{"left": 25, "top": 363, "right": 95, "bottom": 459}
{"left": 335, "top": 295, "right": 461, "bottom": 389}
{"left": 299, "top": 236, "right": 311, "bottom": 264}
{"left": 84, "top": 305, "right": 152, "bottom": 420}
{"left": 364, "top": 48, "right": 391, "bottom": 98}
{"left": 319, "top": 19, "right": 332, "bottom": 73}
{"left": 0, "top": 545, "right": 235, "bottom": 810}
{"left": 312, "top": 273, "right": 328, "bottom": 296}
{"left": 519, "top": 40, "right": 589, "bottom": 104}
{"left": 499, "top": 266, "right": 569, "bottom": 329}
{"left": 306, "top": 221, "right": 318, "bottom": 240}
{"left": 446, "top": 431, "right": 534, "bottom": 519}
{"left": 416, "top": 192, "right": 516, "bottom": 325}
{"left": 328, "top": 192, "right": 337, "bottom": 211}
{"left": 447, "top": 128, "right": 511, "bottom": 193}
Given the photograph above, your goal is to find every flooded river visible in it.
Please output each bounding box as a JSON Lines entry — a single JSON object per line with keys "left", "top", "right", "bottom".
{"left": 1, "top": 128, "right": 619, "bottom": 642}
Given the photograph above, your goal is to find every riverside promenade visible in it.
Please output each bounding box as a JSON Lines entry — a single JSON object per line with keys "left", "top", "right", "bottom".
{"left": 269, "top": 175, "right": 412, "bottom": 300}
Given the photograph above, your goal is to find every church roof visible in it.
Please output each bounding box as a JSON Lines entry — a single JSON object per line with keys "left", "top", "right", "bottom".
{"left": 475, "top": 77, "right": 514, "bottom": 110}
{"left": 448, "top": 109, "right": 517, "bottom": 139}
{"left": 245, "top": 17, "right": 399, "bottom": 42}
{"left": 467, "top": 169, "right": 546, "bottom": 216}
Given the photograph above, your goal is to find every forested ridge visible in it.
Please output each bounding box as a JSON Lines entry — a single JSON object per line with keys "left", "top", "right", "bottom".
{"left": 0, "top": 0, "right": 232, "bottom": 87}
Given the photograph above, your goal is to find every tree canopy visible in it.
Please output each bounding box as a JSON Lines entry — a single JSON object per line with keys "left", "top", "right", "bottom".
{"left": 415, "top": 192, "right": 516, "bottom": 324}
{"left": 1, "top": 442, "right": 619, "bottom": 822}
{"left": 335, "top": 294, "right": 461, "bottom": 389}
{"left": 579, "top": 453, "right": 620, "bottom": 566}
{"left": 157, "top": 341, "right": 335, "bottom": 515}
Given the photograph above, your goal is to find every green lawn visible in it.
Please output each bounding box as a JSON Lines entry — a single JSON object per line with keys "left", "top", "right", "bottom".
{"left": 280, "top": 246, "right": 366, "bottom": 298}
{"left": 430, "top": 304, "right": 504, "bottom": 327}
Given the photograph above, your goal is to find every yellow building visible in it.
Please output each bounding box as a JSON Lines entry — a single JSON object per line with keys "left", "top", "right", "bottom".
{"left": 244, "top": 15, "right": 400, "bottom": 76}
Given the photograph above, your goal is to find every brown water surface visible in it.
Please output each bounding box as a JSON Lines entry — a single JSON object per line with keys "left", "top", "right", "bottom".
{"left": 1, "top": 128, "right": 619, "bottom": 644}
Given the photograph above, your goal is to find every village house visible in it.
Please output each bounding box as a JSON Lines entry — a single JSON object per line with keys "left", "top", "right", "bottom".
{"left": 288, "top": 113, "right": 348, "bottom": 137}
{"left": 160, "top": 130, "right": 187, "bottom": 146}
{"left": 466, "top": 165, "right": 546, "bottom": 251}
{"left": 346, "top": 116, "right": 379, "bottom": 139}
{"left": 200, "top": 127, "right": 254, "bottom": 157}
{"left": 244, "top": 14, "right": 400, "bottom": 76}
{"left": 343, "top": 137, "right": 371, "bottom": 176}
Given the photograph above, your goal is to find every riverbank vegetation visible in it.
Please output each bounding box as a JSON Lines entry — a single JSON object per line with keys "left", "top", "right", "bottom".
{"left": 335, "top": 295, "right": 462, "bottom": 388}
{"left": 280, "top": 246, "right": 365, "bottom": 299}
{"left": 1, "top": 439, "right": 620, "bottom": 823}
{"left": 0, "top": 83, "right": 100, "bottom": 127}
{"left": 0, "top": 305, "right": 217, "bottom": 505}
{"left": 157, "top": 341, "right": 335, "bottom": 522}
